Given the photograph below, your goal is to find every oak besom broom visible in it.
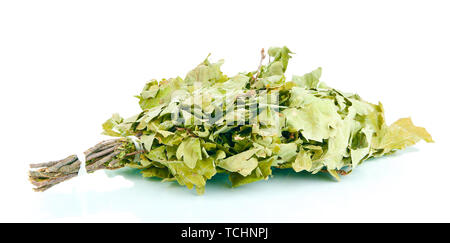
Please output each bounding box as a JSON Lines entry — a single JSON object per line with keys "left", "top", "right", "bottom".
{"left": 28, "top": 46, "right": 433, "bottom": 194}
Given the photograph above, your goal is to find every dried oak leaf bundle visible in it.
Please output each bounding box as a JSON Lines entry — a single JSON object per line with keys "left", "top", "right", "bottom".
{"left": 29, "top": 47, "right": 433, "bottom": 194}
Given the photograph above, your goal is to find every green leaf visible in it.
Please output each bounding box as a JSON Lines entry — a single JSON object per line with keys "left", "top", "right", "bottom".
{"left": 373, "top": 117, "right": 433, "bottom": 153}
{"left": 141, "top": 167, "right": 172, "bottom": 179}
{"left": 185, "top": 56, "right": 227, "bottom": 85}
{"left": 282, "top": 97, "right": 341, "bottom": 142}
{"left": 218, "top": 149, "right": 260, "bottom": 176}
{"left": 102, "top": 113, "right": 123, "bottom": 137}
{"left": 292, "top": 148, "right": 312, "bottom": 172}
{"left": 141, "top": 133, "right": 156, "bottom": 151}
{"left": 292, "top": 67, "right": 322, "bottom": 89}
{"left": 177, "top": 137, "right": 202, "bottom": 169}
{"left": 273, "top": 143, "right": 297, "bottom": 162}
{"left": 229, "top": 157, "right": 274, "bottom": 187}
{"left": 138, "top": 77, "right": 185, "bottom": 110}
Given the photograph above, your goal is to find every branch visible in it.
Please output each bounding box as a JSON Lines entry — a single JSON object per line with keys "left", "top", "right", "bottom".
{"left": 28, "top": 139, "right": 129, "bottom": 192}
{"left": 251, "top": 48, "right": 266, "bottom": 84}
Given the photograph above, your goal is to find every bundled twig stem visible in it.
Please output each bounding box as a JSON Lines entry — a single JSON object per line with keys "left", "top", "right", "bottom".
{"left": 251, "top": 48, "right": 266, "bottom": 84}
{"left": 28, "top": 138, "right": 129, "bottom": 192}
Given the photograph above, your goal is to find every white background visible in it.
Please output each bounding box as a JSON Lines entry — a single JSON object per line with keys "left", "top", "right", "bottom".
{"left": 1, "top": 0, "right": 449, "bottom": 222}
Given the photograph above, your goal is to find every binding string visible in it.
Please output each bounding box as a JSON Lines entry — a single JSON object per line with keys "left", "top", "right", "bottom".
{"left": 76, "top": 151, "right": 87, "bottom": 176}
{"left": 127, "top": 136, "right": 142, "bottom": 162}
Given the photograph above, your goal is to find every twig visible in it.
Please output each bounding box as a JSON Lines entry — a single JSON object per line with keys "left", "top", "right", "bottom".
{"left": 86, "top": 151, "right": 121, "bottom": 171}
{"left": 30, "top": 155, "right": 76, "bottom": 169}
{"left": 85, "top": 144, "right": 120, "bottom": 161}
{"left": 29, "top": 160, "right": 61, "bottom": 169}
{"left": 125, "top": 150, "right": 145, "bottom": 157}
{"left": 176, "top": 127, "right": 198, "bottom": 137}
{"left": 29, "top": 139, "right": 128, "bottom": 192}
{"left": 251, "top": 48, "right": 266, "bottom": 84}
{"left": 47, "top": 155, "right": 78, "bottom": 172}
{"left": 83, "top": 139, "right": 120, "bottom": 156}
{"left": 30, "top": 173, "right": 77, "bottom": 189}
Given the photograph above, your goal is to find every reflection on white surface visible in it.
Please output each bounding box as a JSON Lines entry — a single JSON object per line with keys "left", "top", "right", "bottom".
{"left": 38, "top": 150, "right": 401, "bottom": 222}
{"left": 39, "top": 165, "right": 334, "bottom": 222}
{"left": 5, "top": 144, "right": 448, "bottom": 223}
